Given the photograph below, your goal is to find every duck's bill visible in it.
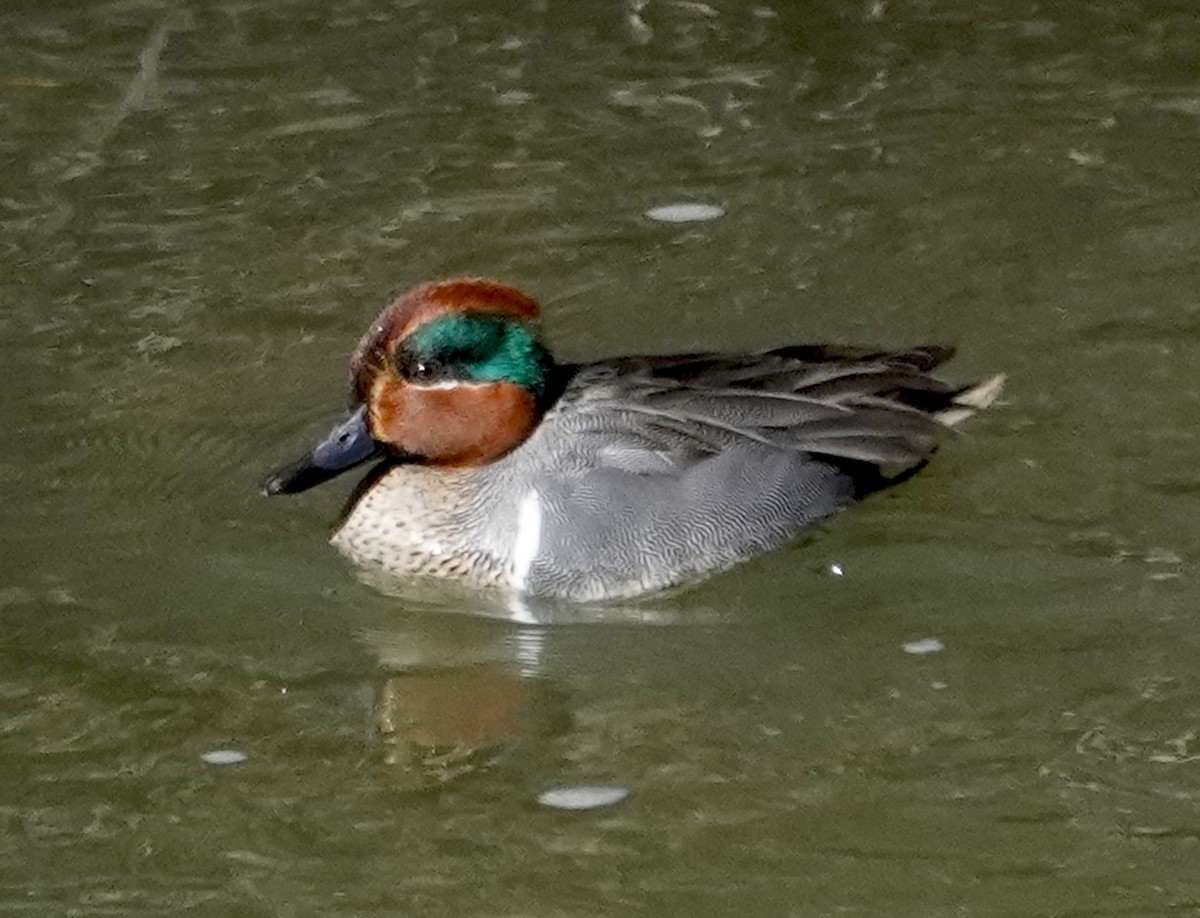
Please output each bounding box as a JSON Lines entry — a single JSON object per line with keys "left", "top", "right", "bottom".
{"left": 262, "top": 405, "right": 382, "bottom": 495}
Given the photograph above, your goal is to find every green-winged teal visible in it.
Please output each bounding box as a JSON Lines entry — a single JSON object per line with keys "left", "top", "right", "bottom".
{"left": 265, "top": 279, "right": 1003, "bottom": 602}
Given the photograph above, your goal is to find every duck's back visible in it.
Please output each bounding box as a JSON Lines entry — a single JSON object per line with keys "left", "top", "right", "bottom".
{"left": 459, "top": 345, "right": 1000, "bottom": 601}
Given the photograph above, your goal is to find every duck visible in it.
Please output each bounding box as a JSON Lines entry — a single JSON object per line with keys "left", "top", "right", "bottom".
{"left": 264, "top": 278, "right": 1003, "bottom": 603}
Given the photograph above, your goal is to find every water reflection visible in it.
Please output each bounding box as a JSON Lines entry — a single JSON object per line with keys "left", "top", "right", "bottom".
{"left": 353, "top": 564, "right": 731, "bottom": 625}
{"left": 354, "top": 584, "right": 724, "bottom": 789}
{"left": 372, "top": 661, "right": 558, "bottom": 785}
{"left": 362, "top": 613, "right": 564, "bottom": 788}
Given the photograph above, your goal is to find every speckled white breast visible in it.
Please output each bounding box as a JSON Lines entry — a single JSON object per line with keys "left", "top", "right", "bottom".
{"left": 331, "top": 465, "right": 514, "bottom": 590}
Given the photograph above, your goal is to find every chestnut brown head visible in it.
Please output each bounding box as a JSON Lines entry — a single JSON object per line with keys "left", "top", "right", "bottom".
{"left": 264, "top": 279, "right": 555, "bottom": 495}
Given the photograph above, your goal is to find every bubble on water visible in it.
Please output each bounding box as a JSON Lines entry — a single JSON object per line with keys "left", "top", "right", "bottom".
{"left": 903, "top": 637, "right": 944, "bottom": 655}
{"left": 645, "top": 203, "right": 725, "bottom": 223}
{"left": 200, "top": 749, "right": 248, "bottom": 765}
{"left": 538, "top": 785, "right": 629, "bottom": 810}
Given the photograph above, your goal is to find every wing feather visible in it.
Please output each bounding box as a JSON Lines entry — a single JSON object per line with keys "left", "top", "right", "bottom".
{"left": 550, "top": 344, "right": 995, "bottom": 477}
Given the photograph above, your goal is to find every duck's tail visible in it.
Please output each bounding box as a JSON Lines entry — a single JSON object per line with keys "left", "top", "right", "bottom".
{"left": 934, "top": 374, "right": 1006, "bottom": 428}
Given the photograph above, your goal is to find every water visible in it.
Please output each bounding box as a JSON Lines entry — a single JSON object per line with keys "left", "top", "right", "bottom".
{"left": 4, "top": 0, "right": 1200, "bottom": 913}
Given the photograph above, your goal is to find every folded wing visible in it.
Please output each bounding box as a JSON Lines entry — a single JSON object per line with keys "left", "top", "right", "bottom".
{"left": 553, "top": 345, "right": 1002, "bottom": 478}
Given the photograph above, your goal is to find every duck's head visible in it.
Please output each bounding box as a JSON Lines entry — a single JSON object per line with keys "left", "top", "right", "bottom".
{"left": 264, "top": 279, "right": 556, "bottom": 495}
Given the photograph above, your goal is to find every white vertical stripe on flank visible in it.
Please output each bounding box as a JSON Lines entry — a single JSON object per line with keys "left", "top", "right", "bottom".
{"left": 511, "top": 489, "right": 542, "bottom": 593}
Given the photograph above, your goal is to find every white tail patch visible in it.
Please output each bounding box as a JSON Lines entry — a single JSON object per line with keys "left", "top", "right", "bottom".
{"left": 936, "top": 373, "right": 1006, "bottom": 428}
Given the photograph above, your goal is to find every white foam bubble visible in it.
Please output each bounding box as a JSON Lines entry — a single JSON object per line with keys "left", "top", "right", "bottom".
{"left": 645, "top": 203, "right": 725, "bottom": 223}
{"left": 538, "top": 785, "right": 629, "bottom": 810}
{"left": 902, "top": 637, "right": 944, "bottom": 655}
{"left": 200, "top": 749, "right": 248, "bottom": 765}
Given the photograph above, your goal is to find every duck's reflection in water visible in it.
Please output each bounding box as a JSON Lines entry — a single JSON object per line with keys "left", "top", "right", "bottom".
{"left": 359, "top": 612, "right": 568, "bottom": 788}
{"left": 351, "top": 579, "right": 724, "bottom": 788}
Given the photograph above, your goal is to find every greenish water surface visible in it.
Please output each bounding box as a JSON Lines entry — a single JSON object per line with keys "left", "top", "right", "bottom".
{"left": 4, "top": 1, "right": 1200, "bottom": 914}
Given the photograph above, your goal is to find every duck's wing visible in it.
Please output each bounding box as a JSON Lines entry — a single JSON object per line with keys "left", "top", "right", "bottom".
{"left": 551, "top": 345, "right": 1002, "bottom": 477}
{"left": 504, "top": 348, "right": 1001, "bottom": 599}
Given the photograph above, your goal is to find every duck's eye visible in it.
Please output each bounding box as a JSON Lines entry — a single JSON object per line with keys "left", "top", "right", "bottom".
{"left": 397, "top": 349, "right": 446, "bottom": 383}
